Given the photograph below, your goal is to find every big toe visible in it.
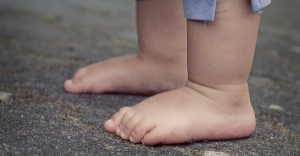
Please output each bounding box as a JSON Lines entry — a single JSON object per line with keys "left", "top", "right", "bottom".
{"left": 104, "top": 119, "right": 116, "bottom": 133}
{"left": 104, "top": 107, "right": 131, "bottom": 133}
{"left": 64, "top": 79, "right": 85, "bottom": 93}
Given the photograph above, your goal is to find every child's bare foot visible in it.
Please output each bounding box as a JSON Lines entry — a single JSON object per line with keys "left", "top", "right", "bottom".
{"left": 64, "top": 54, "right": 187, "bottom": 94}
{"left": 64, "top": 0, "right": 187, "bottom": 95}
{"left": 103, "top": 0, "right": 260, "bottom": 145}
{"left": 104, "top": 81, "right": 256, "bottom": 145}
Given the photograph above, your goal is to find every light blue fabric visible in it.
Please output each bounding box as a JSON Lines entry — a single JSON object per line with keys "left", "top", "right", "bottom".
{"left": 183, "top": 0, "right": 271, "bottom": 21}
{"left": 251, "top": 0, "right": 271, "bottom": 12}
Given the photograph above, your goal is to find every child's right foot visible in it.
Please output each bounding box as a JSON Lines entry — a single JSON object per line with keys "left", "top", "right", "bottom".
{"left": 64, "top": 54, "right": 187, "bottom": 95}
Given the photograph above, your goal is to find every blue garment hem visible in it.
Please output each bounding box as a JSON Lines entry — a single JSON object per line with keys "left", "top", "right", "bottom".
{"left": 183, "top": 0, "right": 272, "bottom": 21}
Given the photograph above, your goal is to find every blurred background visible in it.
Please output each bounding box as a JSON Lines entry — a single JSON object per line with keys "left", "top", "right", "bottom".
{"left": 0, "top": 0, "right": 299, "bottom": 155}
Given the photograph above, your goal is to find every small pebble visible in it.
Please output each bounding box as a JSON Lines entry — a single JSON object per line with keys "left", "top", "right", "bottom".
{"left": 203, "top": 151, "right": 230, "bottom": 156}
{"left": 268, "top": 104, "right": 284, "bottom": 111}
{"left": 0, "top": 92, "right": 12, "bottom": 102}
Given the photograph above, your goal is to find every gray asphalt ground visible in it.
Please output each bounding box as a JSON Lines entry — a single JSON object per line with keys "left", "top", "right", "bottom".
{"left": 0, "top": 0, "right": 299, "bottom": 155}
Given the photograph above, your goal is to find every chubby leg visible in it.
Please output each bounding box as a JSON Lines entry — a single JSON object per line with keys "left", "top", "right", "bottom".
{"left": 105, "top": 0, "right": 260, "bottom": 145}
{"left": 64, "top": 0, "right": 187, "bottom": 95}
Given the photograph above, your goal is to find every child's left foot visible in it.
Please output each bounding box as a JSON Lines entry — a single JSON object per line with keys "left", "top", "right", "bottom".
{"left": 104, "top": 81, "right": 256, "bottom": 145}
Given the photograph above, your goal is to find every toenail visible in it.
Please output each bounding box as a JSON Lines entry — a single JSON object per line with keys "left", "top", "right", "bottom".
{"left": 141, "top": 139, "right": 145, "bottom": 145}
{"left": 116, "top": 127, "right": 121, "bottom": 135}
{"left": 66, "top": 79, "right": 72, "bottom": 83}
{"left": 106, "top": 119, "right": 113, "bottom": 124}
{"left": 120, "top": 132, "right": 126, "bottom": 139}
{"left": 129, "top": 136, "right": 134, "bottom": 142}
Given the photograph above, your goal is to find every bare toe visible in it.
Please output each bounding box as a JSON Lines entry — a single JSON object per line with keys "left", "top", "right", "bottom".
{"left": 104, "top": 107, "right": 131, "bottom": 133}
{"left": 129, "top": 119, "right": 155, "bottom": 144}
{"left": 64, "top": 67, "right": 88, "bottom": 93}
{"left": 119, "top": 111, "right": 142, "bottom": 140}
{"left": 64, "top": 79, "right": 85, "bottom": 93}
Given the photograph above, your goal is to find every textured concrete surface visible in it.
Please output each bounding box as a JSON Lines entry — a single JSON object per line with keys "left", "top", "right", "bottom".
{"left": 0, "top": 0, "right": 299, "bottom": 155}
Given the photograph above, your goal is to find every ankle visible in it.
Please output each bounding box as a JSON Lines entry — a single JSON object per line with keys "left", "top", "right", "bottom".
{"left": 186, "top": 80, "right": 253, "bottom": 112}
{"left": 137, "top": 48, "right": 187, "bottom": 65}
{"left": 136, "top": 52, "right": 188, "bottom": 88}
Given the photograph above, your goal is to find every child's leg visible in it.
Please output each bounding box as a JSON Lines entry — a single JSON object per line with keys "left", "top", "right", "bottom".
{"left": 105, "top": 0, "right": 260, "bottom": 145}
{"left": 64, "top": 0, "right": 187, "bottom": 95}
